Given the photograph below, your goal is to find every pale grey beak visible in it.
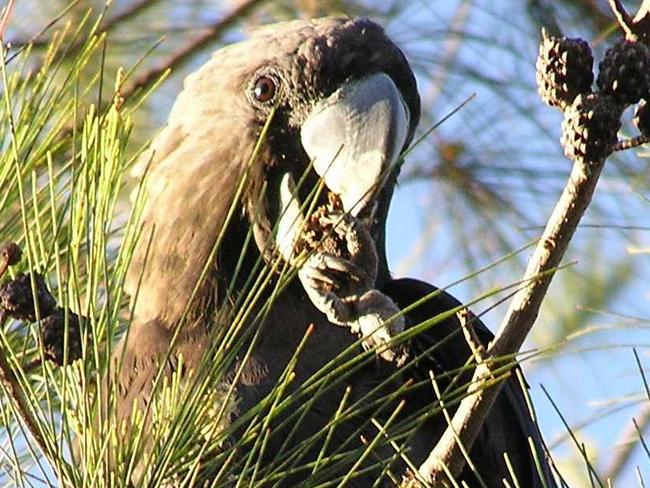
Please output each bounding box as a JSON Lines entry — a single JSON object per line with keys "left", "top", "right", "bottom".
{"left": 273, "top": 73, "right": 410, "bottom": 262}
{"left": 300, "top": 72, "right": 410, "bottom": 216}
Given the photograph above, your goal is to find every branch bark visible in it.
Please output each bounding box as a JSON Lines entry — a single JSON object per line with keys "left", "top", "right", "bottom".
{"left": 402, "top": 144, "right": 610, "bottom": 485}
{"left": 121, "top": 0, "right": 269, "bottom": 102}
{"left": 607, "top": 0, "right": 650, "bottom": 41}
{"left": 53, "top": 0, "right": 268, "bottom": 142}
{"left": 0, "top": 345, "right": 49, "bottom": 454}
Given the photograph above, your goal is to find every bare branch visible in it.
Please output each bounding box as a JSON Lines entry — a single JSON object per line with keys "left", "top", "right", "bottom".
{"left": 0, "top": 324, "right": 75, "bottom": 482}
{"left": 488, "top": 164, "right": 606, "bottom": 356}
{"left": 458, "top": 309, "right": 484, "bottom": 364}
{"left": 0, "top": 249, "right": 49, "bottom": 456}
{"left": 54, "top": 0, "right": 268, "bottom": 142}
{"left": 607, "top": 0, "right": 650, "bottom": 42}
{"left": 420, "top": 361, "right": 499, "bottom": 485}
{"left": 0, "top": 347, "right": 49, "bottom": 454}
{"left": 402, "top": 140, "right": 610, "bottom": 485}
{"left": 121, "top": 0, "right": 269, "bottom": 102}
{"left": 608, "top": 0, "right": 636, "bottom": 38}
{"left": 613, "top": 135, "right": 650, "bottom": 151}
{"left": 632, "top": 0, "right": 650, "bottom": 41}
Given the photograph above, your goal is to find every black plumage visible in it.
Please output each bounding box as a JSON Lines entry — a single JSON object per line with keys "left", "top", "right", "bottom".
{"left": 111, "top": 17, "right": 557, "bottom": 487}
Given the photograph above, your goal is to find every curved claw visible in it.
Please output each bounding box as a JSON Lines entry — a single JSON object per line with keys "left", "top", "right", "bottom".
{"left": 318, "top": 254, "right": 374, "bottom": 291}
{"left": 319, "top": 213, "right": 378, "bottom": 279}
{"left": 298, "top": 260, "right": 354, "bottom": 325}
{"left": 299, "top": 253, "right": 408, "bottom": 364}
{"left": 299, "top": 253, "right": 373, "bottom": 296}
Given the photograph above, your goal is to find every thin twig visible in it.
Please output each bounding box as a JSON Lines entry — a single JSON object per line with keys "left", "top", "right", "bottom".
{"left": 632, "top": 0, "right": 650, "bottom": 42}
{"left": 613, "top": 135, "right": 650, "bottom": 151}
{"left": 50, "top": 0, "right": 268, "bottom": 143}
{"left": 0, "top": 0, "right": 15, "bottom": 40}
{"left": 0, "top": 249, "right": 54, "bottom": 468}
{"left": 4, "top": 0, "right": 82, "bottom": 64}
{"left": 403, "top": 147, "right": 610, "bottom": 484}
{"left": 607, "top": 0, "right": 650, "bottom": 42}
{"left": 490, "top": 158, "right": 607, "bottom": 358}
{"left": 121, "top": 0, "right": 269, "bottom": 102}
{"left": 0, "top": 346, "right": 49, "bottom": 459}
{"left": 608, "top": 0, "right": 635, "bottom": 38}
{"left": 458, "top": 309, "right": 484, "bottom": 364}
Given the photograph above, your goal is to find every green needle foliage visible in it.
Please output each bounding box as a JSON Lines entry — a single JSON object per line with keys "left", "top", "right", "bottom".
{"left": 0, "top": 15, "right": 545, "bottom": 486}
{"left": 1, "top": 3, "right": 649, "bottom": 488}
{"left": 0, "top": 10, "right": 146, "bottom": 486}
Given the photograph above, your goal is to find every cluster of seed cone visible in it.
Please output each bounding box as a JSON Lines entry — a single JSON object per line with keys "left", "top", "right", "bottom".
{"left": 0, "top": 243, "right": 82, "bottom": 366}
{"left": 536, "top": 29, "right": 650, "bottom": 162}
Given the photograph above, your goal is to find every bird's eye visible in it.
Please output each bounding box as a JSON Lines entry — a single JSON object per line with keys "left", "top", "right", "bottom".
{"left": 253, "top": 75, "right": 277, "bottom": 104}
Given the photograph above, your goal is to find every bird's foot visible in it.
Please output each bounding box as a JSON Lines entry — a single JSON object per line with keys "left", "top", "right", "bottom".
{"left": 298, "top": 252, "right": 369, "bottom": 324}
{"left": 316, "top": 212, "right": 378, "bottom": 277}
{"left": 299, "top": 253, "right": 407, "bottom": 363}
{"left": 351, "top": 290, "right": 407, "bottom": 364}
{"left": 298, "top": 252, "right": 375, "bottom": 297}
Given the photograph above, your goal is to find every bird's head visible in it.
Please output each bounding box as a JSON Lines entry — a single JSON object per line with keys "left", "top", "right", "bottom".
{"left": 127, "top": 17, "right": 420, "bottom": 325}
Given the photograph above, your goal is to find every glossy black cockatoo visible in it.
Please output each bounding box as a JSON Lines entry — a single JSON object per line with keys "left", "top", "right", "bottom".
{"left": 113, "top": 17, "right": 558, "bottom": 487}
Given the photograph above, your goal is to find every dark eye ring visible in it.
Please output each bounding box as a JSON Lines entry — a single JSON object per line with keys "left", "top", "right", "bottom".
{"left": 252, "top": 75, "right": 278, "bottom": 104}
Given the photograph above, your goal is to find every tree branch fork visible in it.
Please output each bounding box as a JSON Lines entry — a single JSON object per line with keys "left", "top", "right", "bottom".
{"left": 401, "top": 116, "right": 609, "bottom": 487}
